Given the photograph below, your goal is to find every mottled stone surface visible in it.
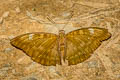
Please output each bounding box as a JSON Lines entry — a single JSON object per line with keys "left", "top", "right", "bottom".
{"left": 0, "top": 0, "right": 120, "bottom": 80}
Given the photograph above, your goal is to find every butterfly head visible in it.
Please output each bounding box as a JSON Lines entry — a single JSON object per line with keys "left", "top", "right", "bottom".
{"left": 59, "top": 30, "right": 65, "bottom": 37}
{"left": 59, "top": 30, "right": 65, "bottom": 34}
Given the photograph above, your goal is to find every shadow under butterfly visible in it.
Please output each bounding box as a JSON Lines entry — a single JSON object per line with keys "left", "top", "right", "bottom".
{"left": 10, "top": 27, "right": 111, "bottom": 66}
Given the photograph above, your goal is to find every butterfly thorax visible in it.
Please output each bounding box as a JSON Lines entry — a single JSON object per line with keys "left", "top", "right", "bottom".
{"left": 58, "top": 30, "right": 66, "bottom": 64}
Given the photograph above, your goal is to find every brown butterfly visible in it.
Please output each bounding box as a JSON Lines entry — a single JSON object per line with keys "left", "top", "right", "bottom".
{"left": 10, "top": 27, "right": 111, "bottom": 66}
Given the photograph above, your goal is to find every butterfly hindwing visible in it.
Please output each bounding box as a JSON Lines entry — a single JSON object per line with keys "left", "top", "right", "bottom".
{"left": 10, "top": 33, "right": 61, "bottom": 66}
{"left": 65, "top": 27, "right": 111, "bottom": 65}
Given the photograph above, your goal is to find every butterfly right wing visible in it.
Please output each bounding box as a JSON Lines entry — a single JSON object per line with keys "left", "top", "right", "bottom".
{"left": 10, "top": 33, "right": 61, "bottom": 66}
{"left": 65, "top": 27, "right": 111, "bottom": 65}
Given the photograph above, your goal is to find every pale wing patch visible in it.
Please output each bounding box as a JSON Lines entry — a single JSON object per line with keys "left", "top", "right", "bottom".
{"left": 28, "top": 34, "right": 34, "bottom": 40}
{"left": 88, "top": 28, "right": 94, "bottom": 34}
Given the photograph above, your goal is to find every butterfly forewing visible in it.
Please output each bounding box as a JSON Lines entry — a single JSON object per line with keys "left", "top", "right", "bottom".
{"left": 65, "top": 27, "right": 111, "bottom": 65}
{"left": 10, "top": 33, "right": 61, "bottom": 66}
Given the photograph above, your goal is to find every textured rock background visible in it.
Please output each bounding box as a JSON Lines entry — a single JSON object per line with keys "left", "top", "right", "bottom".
{"left": 0, "top": 0, "right": 120, "bottom": 80}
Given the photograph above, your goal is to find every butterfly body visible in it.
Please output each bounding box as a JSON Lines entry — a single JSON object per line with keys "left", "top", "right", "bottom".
{"left": 10, "top": 27, "right": 111, "bottom": 66}
{"left": 58, "top": 30, "right": 67, "bottom": 64}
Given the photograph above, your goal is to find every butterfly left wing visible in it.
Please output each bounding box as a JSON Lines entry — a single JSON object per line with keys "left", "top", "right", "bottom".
{"left": 10, "top": 33, "right": 61, "bottom": 66}
{"left": 65, "top": 27, "right": 111, "bottom": 65}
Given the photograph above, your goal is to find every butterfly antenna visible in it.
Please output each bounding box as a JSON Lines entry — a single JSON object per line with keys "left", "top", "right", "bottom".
{"left": 46, "top": 16, "right": 56, "bottom": 24}
{"left": 61, "top": 11, "right": 74, "bottom": 30}
{"left": 46, "top": 11, "right": 74, "bottom": 32}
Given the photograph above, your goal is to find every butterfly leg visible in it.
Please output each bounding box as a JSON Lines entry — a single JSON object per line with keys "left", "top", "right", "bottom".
{"left": 60, "top": 57, "right": 68, "bottom": 66}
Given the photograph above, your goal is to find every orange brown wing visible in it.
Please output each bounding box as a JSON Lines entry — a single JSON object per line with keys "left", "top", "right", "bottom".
{"left": 65, "top": 27, "right": 111, "bottom": 65}
{"left": 10, "top": 32, "right": 61, "bottom": 66}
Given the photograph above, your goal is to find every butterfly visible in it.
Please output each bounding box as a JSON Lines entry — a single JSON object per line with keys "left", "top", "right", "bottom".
{"left": 10, "top": 27, "right": 111, "bottom": 66}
